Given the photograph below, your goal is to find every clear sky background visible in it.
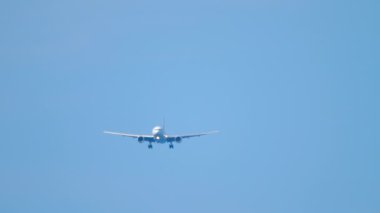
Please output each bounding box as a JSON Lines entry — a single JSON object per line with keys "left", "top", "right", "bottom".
{"left": 1, "top": 0, "right": 379, "bottom": 212}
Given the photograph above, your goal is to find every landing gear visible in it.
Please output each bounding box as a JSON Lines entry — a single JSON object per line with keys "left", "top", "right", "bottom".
{"left": 169, "top": 144, "right": 174, "bottom": 149}
{"left": 148, "top": 144, "right": 153, "bottom": 149}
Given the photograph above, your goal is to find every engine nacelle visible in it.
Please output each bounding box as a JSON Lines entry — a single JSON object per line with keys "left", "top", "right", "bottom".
{"left": 137, "top": 136, "right": 144, "bottom": 143}
{"left": 175, "top": 137, "right": 182, "bottom": 143}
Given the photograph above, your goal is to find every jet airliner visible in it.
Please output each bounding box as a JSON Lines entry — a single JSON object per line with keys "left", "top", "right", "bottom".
{"left": 104, "top": 125, "right": 218, "bottom": 149}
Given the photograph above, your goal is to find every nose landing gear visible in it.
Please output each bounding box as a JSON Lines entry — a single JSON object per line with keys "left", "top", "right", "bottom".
{"left": 169, "top": 144, "right": 174, "bottom": 149}
{"left": 148, "top": 144, "right": 153, "bottom": 149}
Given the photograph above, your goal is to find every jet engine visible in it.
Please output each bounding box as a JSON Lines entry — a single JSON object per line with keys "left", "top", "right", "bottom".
{"left": 138, "top": 136, "right": 144, "bottom": 143}
{"left": 175, "top": 137, "right": 182, "bottom": 143}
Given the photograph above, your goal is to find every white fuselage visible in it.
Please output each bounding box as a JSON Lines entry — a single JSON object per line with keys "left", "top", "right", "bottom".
{"left": 152, "top": 126, "right": 166, "bottom": 143}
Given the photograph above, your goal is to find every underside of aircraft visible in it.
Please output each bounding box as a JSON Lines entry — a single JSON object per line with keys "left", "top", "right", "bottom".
{"left": 104, "top": 126, "right": 218, "bottom": 149}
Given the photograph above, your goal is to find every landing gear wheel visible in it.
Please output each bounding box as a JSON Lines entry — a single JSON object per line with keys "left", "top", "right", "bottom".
{"left": 169, "top": 144, "right": 174, "bottom": 149}
{"left": 148, "top": 144, "right": 153, "bottom": 149}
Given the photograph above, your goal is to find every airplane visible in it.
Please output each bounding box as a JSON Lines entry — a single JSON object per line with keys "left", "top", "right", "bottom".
{"left": 104, "top": 124, "right": 218, "bottom": 149}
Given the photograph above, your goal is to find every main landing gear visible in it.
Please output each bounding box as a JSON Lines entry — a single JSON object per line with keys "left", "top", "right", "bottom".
{"left": 147, "top": 143, "right": 174, "bottom": 149}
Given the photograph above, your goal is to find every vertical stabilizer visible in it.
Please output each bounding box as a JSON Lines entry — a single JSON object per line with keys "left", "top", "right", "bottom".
{"left": 163, "top": 117, "right": 166, "bottom": 130}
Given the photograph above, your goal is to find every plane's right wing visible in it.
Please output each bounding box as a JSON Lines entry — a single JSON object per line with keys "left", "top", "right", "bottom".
{"left": 104, "top": 131, "right": 154, "bottom": 142}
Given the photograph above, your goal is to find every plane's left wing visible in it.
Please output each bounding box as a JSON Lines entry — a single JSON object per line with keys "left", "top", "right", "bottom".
{"left": 179, "top": 130, "right": 219, "bottom": 139}
{"left": 166, "top": 130, "right": 219, "bottom": 142}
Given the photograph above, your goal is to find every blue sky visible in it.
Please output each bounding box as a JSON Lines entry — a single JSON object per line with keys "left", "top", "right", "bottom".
{"left": 1, "top": 0, "right": 379, "bottom": 212}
